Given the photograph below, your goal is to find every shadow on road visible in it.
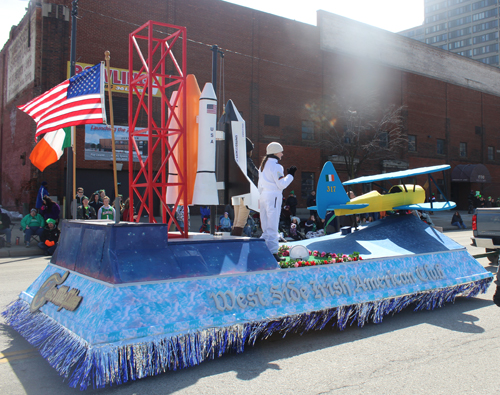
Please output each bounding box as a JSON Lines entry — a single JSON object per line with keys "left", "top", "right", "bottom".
{"left": 0, "top": 256, "right": 48, "bottom": 265}
{"left": 1, "top": 294, "right": 494, "bottom": 395}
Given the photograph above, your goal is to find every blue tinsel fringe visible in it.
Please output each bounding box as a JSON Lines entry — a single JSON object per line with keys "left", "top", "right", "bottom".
{"left": 1, "top": 278, "right": 492, "bottom": 390}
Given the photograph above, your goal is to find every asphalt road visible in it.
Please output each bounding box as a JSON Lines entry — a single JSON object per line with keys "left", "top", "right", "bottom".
{"left": 0, "top": 231, "right": 499, "bottom": 395}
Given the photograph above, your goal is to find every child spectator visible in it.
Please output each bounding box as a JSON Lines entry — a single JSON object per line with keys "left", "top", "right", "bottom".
{"left": 98, "top": 196, "right": 116, "bottom": 220}
{"left": 199, "top": 217, "right": 211, "bottom": 233}
{"left": 219, "top": 212, "right": 232, "bottom": 232}
{"left": 38, "top": 218, "right": 60, "bottom": 256}
{"left": 21, "top": 208, "right": 45, "bottom": 247}
{"left": 304, "top": 214, "right": 317, "bottom": 235}
{"left": 175, "top": 205, "right": 190, "bottom": 231}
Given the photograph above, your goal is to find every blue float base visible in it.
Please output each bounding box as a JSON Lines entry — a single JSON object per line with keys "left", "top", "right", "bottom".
{"left": 3, "top": 278, "right": 491, "bottom": 390}
{"left": 1, "top": 217, "right": 494, "bottom": 390}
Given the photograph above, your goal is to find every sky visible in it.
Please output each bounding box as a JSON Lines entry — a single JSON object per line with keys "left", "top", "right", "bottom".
{"left": 1, "top": 0, "right": 424, "bottom": 51}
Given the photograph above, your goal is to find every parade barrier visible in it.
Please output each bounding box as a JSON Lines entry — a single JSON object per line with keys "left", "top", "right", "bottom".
{"left": 2, "top": 217, "right": 493, "bottom": 390}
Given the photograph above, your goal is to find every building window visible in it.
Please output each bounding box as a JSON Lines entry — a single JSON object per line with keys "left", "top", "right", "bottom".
{"left": 264, "top": 114, "right": 280, "bottom": 127}
{"left": 472, "top": 8, "right": 498, "bottom": 21}
{"left": 105, "top": 96, "right": 128, "bottom": 125}
{"left": 301, "top": 172, "right": 315, "bottom": 200}
{"left": 473, "top": 31, "right": 498, "bottom": 44}
{"left": 448, "top": 5, "right": 471, "bottom": 18}
{"left": 426, "top": 33, "right": 448, "bottom": 44}
{"left": 408, "top": 135, "right": 416, "bottom": 151}
{"left": 302, "top": 120, "right": 314, "bottom": 140}
{"left": 362, "top": 183, "right": 372, "bottom": 194}
{"left": 472, "top": 0, "right": 498, "bottom": 11}
{"left": 437, "top": 139, "right": 445, "bottom": 154}
{"left": 448, "top": 27, "right": 472, "bottom": 39}
{"left": 425, "top": 11, "right": 447, "bottom": 24}
{"left": 426, "top": 22, "right": 448, "bottom": 34}
{"left": 478, "top": 55, "right": 499, "bottom": 64}
{"left": 456, "top": 49, "right": 473, "bottom": 57}
{"left": 449, "top": 38, "right": 472, "bottom": 49}
{"left": 473, "top": 19, "right": 498, "bottom": 32}
{"left": 449, "top": 16, "right": 472, "bottom": 28}
{"left": 488, "top": 146, "right": 495, "bottom": 160}
{"left": 473, "top": 43, "right": 499, "bottom": 55}
{"left": 460, "top": 142, "right": 467, "bottom": 157}
{"left": 425, "top": 1, "right": 447, "bottom": 13}
{"left": 379, "top": 132, "right": 388, "bottom": 148}
{"left": 436, "top": 179, "right": 445, "bottom": 200}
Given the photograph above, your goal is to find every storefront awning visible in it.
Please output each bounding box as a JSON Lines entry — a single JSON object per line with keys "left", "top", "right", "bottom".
{"left": 451, "top": 164, "right": 491, "bottom": 183}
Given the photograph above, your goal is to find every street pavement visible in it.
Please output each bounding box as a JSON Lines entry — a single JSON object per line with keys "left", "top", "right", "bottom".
{"left": 1, "top": 231, "right": 499, "bottom": 395}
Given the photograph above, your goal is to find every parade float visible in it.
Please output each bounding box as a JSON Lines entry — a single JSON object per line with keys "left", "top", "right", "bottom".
{"left": 2, "top": 21, "right": 493, "bottom": 390}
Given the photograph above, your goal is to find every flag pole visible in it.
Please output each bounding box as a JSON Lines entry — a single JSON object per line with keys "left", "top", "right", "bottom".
{"left": 66, "top": 0, "right": 79, "bottom": 219}
{"left": 105, "top": 51, "right": 119, "bottom": 201}
{"left": 72, "top": 126, "right": 76, "bottom": 199}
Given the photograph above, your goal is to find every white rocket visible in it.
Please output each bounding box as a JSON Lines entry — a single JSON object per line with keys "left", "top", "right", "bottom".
{"left": 192, "top": 83, "right": 219, "bottom": 205}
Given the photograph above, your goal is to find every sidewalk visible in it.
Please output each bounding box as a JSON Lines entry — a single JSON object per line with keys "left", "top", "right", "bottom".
{"left": 0, "top": 210, "right": 473, "bottom": 258}
{"left": 0, "top": 222, "right": 45, "bottom": 258}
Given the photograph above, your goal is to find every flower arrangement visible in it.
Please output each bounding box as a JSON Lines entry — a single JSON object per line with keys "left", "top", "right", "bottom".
{"left": 277, "top": 248, "right": 361, "bottom": 269}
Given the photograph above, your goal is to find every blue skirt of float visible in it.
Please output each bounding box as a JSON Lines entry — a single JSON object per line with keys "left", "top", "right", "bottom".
{"left": 2, "top": 216, "right": 493, "bottom": 389}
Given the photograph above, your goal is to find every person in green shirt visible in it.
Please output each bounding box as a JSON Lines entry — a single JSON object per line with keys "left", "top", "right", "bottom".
{"left": 20, "top": 208, "right": 45, "bottom": 247}
{"left": 97, "top": 196, "right": 116, "bottom": 220}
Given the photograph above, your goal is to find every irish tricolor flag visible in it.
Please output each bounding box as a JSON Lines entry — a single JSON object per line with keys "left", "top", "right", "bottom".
{"left": 29, "top": 127, "right": 71, "bottom": 172}
{"left": 325, "top": 174, "right": 335, "bottom": 182}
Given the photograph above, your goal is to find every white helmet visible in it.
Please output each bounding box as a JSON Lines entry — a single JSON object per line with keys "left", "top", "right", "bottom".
{"left": 266, "top": 142, "right": 284, "bottom": 155}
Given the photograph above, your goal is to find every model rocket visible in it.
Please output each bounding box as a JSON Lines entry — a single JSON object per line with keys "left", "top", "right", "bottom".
{"left": 192, "top": 83, "right": 219, "bottom": 205}
{"left": 166, "top": 75, "right": 201, "bottom": 206}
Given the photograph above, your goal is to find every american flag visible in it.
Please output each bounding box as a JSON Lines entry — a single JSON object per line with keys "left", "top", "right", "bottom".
{"left": 18, "top": 63, "right": 106, "bottom": 139}
{"left": 206, "top": 103, "right": 217, "bottom": 114}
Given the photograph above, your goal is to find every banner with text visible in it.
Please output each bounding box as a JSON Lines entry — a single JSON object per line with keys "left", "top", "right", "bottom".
{"left": 68, "top": 61, "right": 162, "bottom": 97}
{"left": 84, "top": 124, "right": 148, "bottom": 162}
{"left": 20, "top": 250, "right": 492, "bottom": 345}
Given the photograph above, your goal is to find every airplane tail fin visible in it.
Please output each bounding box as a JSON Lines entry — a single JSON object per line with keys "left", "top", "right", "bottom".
{"left": 309, "top": 162, "right": 350, "bottom": 219}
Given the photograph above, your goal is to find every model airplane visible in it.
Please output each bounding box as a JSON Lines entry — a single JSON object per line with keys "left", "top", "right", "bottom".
{"left": 309, "top": 162, "right": 456, "bottom": 219}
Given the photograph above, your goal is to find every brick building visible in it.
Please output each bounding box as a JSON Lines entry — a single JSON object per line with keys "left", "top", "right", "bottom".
{"left": 1, "top": 0, "right": 499, "bottom": 215}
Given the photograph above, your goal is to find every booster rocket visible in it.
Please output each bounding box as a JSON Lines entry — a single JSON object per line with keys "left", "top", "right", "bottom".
{"left": 192, "top": 83, "right": 219, "bottom": 205}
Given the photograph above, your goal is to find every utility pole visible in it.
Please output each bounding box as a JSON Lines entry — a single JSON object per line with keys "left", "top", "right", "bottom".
{"left": 210, "top": 45, "right": 223, "bottom": 234}
{"left": 65, "top": 0, "right": 79, "bottom": 219}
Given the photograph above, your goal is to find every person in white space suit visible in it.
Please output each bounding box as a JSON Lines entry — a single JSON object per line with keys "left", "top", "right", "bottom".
{"left": 258, "top": 142, "right": 296, "bottom": 261}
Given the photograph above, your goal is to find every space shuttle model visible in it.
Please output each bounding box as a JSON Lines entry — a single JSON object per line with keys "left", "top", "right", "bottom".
{"left": 167, "top": 74, "right": 258, "bottom": 211}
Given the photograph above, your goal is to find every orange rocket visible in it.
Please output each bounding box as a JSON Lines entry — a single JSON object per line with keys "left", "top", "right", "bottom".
{"left": 177, "top": 74, "right": 201, "bottom": 205}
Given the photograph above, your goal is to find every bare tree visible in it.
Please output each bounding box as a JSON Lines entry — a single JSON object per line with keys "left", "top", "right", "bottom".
{"left": 306, "top": 90, "right": 407, "bottom": 180}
